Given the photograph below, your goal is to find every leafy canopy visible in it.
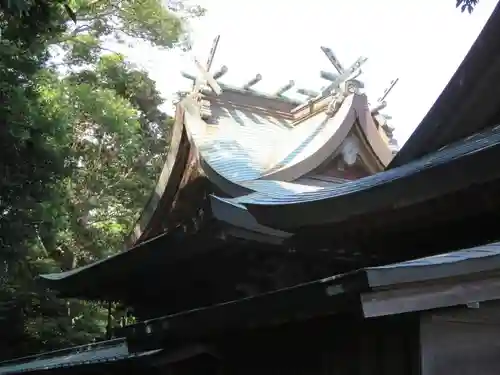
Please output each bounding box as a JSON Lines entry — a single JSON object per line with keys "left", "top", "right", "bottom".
{"left": 0, "top": 0, "right": 199, "bottom": 358}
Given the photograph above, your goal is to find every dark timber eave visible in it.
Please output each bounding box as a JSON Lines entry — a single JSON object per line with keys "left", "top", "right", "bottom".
{"left": 117, "top": 242, "right": 500, "bottom": 343}
{"left": 124, "top": 105, "right": 192, "bottom": 248}
{"left": 40, "top": 217, "right": 226, "bottom": 300}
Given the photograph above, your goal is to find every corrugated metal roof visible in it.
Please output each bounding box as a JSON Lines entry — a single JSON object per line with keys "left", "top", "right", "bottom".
{"left": 185, "top": 103, "right": 282, "bottom": 182}
{"left": 226, "top": 123, "right": 500, "bottom": 206}
{"left": 0, "top": 339, "right": 160, "bottom": 374}
{"left": 260, "top": 95, "right": 358, "bottom": 180}
{"left": 182, "top": 94, "right": 362, "bottom": 191}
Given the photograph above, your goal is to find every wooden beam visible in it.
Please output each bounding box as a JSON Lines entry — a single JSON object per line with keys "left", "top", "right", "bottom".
{"left": 321, "top": 57, "right": 368, "bottom": 96}
{"left": 361, "top": 275, "right": 500, "bottom": 318}
{"left": 205, "top": 35, "right": 220, "bottom": 72}
{"left": 377, "top": 78, "right": 399, "bottom": 103}
{"left": 320, "top": 46, "right": 345, "bottom": 74}
{"left": 193, "top": 58, "right": 222, "bottom": 95}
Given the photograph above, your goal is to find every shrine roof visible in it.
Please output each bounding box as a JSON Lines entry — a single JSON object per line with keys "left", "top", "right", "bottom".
{"left": 0, "top": 338, "right": 160, "bottom": 375}
{"left": 5, "top": 242, "right": 500, "bottom": 374}
{"left": 38, "top": 112, "right": 500, "bottom": 306}
{"left": 121, "top": 41, "right": 398, "bottom": 249}
{"left": 36, "top": 44, "right": 402, "bottom": 307}
{"left": 182, "top": 92, "right": 392, "bottom": 198}
{"left": 117, "top": 241, "right": 500, "bottom": 341}
{"left": 0, "top": 339, "right": 214, "bottom": 375}
{"left": 230, "top": 123, "right": 500, "bottom": 230}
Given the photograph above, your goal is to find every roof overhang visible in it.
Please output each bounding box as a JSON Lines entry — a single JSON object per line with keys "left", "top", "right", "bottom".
{"left": 230, "top": 125, "right": 500, "bottom": 260}
{"left": 39, "top": 220, "right": 226, "bottom": 302}
{"left": 389, "top": 1, "right": 500, "bottom": 167}
{"left": 0, "top": 339, "right": 218, "bottom": 375}
{"left": 117, "top": 242, "right": 500, "bottom": 341}
{"left": 0, "top": 338, "right": 156, "bottom": 375}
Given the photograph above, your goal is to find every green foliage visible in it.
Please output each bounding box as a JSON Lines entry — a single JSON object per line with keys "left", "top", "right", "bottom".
{"left": 0, "top": 0, "right": 196, "bottom": 360}
{"left": 62, "top": 0, "right": 196, "bottom": 50}
{"left": 456, "top": 0, "right": 479, "bottom": 13}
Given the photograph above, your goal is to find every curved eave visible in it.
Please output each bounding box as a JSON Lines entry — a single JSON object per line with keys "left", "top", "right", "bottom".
{"left": 39, "top": 230, "right": 172, "bottom": 287}
{"left": 354, "top": 99, "right": 393, "bottom": 168}
{"left": 259, "top": 94, "right": 360, "bottom": 181}
{"left": 124, "top": 105, "right": 191, "bottom": 247}
{"left": 236, "top": 124, "right": 500, "bottom": 230}
{"left": 389, "top": 1, "right": 500, "bottom": 168}
{"left": 39, "top": 221, "right": 226, "bottom": 299}
{"left": 183, "top": 93, "right": 389, "bottom": 193}
{"left": 39, "top": 107, "right": 214, "bottom": 298}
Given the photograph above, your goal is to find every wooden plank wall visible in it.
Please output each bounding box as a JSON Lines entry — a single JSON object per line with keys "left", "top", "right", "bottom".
{"left": 205, "top": 314, "right": 421, "bottom": 375}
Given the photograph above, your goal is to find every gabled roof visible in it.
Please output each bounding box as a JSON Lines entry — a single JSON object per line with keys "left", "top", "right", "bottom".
{"left": 182, "top": 92, "right": 392, "bottom": 196}
{"left": 38, "top": 46, "right": 399, "bottom": 310}
{"left": 389, "top": 0, "right": 500, "bottom": 168}
{"left": 40, "top": 122, "right": 500, "bottom": 308}
{"left": 124, "top": 50, "right": 394, "bottom": 247}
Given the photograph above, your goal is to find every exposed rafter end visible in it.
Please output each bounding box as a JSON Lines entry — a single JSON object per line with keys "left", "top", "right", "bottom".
{"left": 297, "top": 88, "right": 320, "bottom": 98}
{"left": 320, "top": 70, "right": 338, "bottom": 82}
{"left": 371, "top": 101, "right": 387, "bottom": 115}
{"left": 274, "top": 80, "right": 295, "bottom": 96}
{"left": 243, "top": 74, "right": 262, "bottom": 90}
{"left": 213, "top": 65, "right": 228, "bottom": 80}
{"left": 181, "top": 71, "right": 196, "bottom": 81}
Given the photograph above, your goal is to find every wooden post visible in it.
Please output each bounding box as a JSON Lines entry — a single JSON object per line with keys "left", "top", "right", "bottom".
{"left": 106, "top": 301, "right": 112, "bottom": 340}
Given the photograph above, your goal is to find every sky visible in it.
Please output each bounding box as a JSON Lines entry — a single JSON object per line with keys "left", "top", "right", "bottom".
{"left": 123, "top": 0, "right": 498, "bottom": 146}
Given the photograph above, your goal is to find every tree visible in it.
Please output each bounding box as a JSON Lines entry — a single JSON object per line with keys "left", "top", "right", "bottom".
{"left": 0, "top": 0, "right": 74, "bottom": 358}
{"left": 456, "top": 0, "right": 479, "bottom": 13}
{"left": 0, "top": 0, "right": 200, "bottom": 358}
